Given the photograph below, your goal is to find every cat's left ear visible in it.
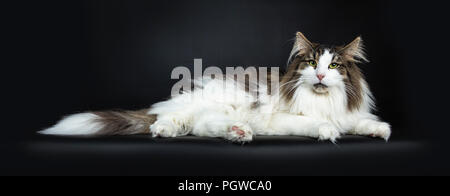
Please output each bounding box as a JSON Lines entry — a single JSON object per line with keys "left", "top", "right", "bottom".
{"left": 340, "top": 36, "right": 369, "bottom": 63}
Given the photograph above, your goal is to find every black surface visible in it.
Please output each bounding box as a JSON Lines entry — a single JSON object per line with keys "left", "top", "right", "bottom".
{"left": 2, "top": 135, "right": 427, "bottom": 175}
{"left": 4, "top": 0, "right": 450, "bottom": 175}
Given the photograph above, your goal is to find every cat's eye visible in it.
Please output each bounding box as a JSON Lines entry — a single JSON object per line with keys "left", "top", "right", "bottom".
{"left": 308, "top": 60, "right": 317, "bottom": 67}
{"left": 329, "top": 63, "right": 340, "bottom": 69}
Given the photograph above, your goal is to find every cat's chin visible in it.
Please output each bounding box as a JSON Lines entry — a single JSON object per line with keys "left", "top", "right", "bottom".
{"left": 313, "top": 83, "right": 329, "bottom": 94}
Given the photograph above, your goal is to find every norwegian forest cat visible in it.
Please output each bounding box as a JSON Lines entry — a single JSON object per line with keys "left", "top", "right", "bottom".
{"left": 39, "top": 32, "right": 391, "bottom": 143}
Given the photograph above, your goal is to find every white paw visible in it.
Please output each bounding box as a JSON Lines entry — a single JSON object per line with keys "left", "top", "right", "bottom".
{"left": 369, "top": 122, "right": 391, "bottom": 141}
{"left": 318, "top": 123, "right": 340, "bottom": 143}
{"left": 226, "top": 122, "right": 253, "bottom": 143}
{"left": 150, "top": 121, "right": 178, "bottom": 138}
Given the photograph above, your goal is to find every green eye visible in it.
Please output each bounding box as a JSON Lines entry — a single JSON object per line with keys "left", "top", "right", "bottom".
{"left": 308, "top": 60, "right": 317, "bottom": 67}
{"left": 329, "top": 63, "right": 339, "bottom": 69}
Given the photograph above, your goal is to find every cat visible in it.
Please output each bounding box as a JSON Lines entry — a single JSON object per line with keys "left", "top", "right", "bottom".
{"left": 39, "top": 32, "right": 391, "bottom": 143}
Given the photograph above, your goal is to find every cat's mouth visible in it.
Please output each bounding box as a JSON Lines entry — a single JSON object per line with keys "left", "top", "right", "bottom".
{"left": 314, "top": 83, "right": 328, "bottom": 88}
{"left": 313, "top": 83, "right": 329, "bottom": 94}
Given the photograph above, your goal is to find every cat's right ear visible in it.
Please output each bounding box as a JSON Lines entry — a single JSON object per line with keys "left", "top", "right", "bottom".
{"left": 294, "top": 32, "right": 314, "bottom": 54}
{"left": 288, "top": 32, "right": 314, "bottom": 64}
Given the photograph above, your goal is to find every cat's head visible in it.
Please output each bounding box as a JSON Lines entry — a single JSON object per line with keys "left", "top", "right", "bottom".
{"left": 282, "top": 32, "right": 369, "bottom": 111}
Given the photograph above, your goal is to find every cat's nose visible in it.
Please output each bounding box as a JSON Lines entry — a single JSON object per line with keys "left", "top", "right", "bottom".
{"left": 317, "top": 74, "right": 325, "bottom": 81}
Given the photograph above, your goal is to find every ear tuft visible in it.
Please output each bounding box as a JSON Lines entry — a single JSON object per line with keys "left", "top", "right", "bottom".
{"left": 295, "top": 32, "right": 313, "bottom": 52}
{"left": 288, "top": 32, "right": 313, "bottom": 64}
{"left": 341, "top": 36, "right": 369, "bottom": 63}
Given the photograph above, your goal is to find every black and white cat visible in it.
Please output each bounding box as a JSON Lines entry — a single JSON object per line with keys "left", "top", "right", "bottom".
{"left": 40, "top": 32, "right": 391, "bottom": 143}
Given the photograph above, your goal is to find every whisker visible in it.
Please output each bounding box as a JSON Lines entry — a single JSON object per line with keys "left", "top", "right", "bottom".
{"left": 279, "top": 79, "right": 301, "bottom": 88}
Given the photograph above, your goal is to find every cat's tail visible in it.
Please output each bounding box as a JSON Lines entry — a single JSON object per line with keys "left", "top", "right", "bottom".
{"left": 38, "top": 109, "right": 157, "bottom": 136}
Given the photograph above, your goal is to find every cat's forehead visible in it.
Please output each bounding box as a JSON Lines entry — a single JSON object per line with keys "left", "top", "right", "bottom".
{"left": 306, "top": 44, "right": 341, "bottom": 60}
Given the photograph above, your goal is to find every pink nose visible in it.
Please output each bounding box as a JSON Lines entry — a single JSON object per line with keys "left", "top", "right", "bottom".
{"left": 317, "top": 74, "right": 325, "bottom": 81}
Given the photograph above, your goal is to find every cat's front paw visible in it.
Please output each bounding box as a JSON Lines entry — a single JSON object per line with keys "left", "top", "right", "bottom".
{"left": 226, "top": 122, "right": 253, "bottom": 143}
{"left": 318, "top": 123, "right": 340, "bottom": 143}
{"left": 354, "top": 120, "right": 391, "bottom": 141}
{"left": 368, "top": 122, "right": 391, "bottom": 141}
{"left": 150, "top": 121, "right": 178, "bottom": 138}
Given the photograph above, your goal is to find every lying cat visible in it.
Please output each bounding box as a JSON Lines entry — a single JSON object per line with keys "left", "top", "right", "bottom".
{"left": 39, "top": 32, "right": 391, "bottom": 143}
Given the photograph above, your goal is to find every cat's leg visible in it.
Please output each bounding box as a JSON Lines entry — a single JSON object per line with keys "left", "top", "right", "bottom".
{"left": 150, "top": 113, "right": 191, "bottom": 138}
{"left": 349, "top": 118, "right": 391, "bottom": 141}
{"left": 260, "top": 113, "right": 341, "bottom": 142}
{"left": 191, "top": 110, "right": 253, "bottom": 143}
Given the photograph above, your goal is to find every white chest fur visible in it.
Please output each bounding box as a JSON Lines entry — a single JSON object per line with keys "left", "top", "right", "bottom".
{"left": 284, "top": 85, "right": 348, "bottom": 121}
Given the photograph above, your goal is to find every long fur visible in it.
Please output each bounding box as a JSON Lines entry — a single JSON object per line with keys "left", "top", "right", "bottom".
{"left": 40, "top": 32, "right": 391, "bottom": 142}
{"left": 40, "top": 110, "right": 156, "bottom": 136}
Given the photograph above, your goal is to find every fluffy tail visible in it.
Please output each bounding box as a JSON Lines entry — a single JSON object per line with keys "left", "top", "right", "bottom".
{"left": 39, "top": 109, "right": 157, "bottom": 136}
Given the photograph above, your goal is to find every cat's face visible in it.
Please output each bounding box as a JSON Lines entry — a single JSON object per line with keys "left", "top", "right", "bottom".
{"left": 297, "top": 47, "right": 348, "bottom": 94}
{"left": 282, "top": 32, "right": 368, "bottom": 110}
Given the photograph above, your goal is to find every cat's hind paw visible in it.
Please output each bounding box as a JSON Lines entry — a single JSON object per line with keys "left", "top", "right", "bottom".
{"left": 150, "top": 121, "right": 178, "bottom": 138}
{"left": 226, "top": 122, "right": 253, "bottom": 143}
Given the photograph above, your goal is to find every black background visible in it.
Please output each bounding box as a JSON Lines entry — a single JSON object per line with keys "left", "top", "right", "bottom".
{"left": 3, "top": 0, "right": 450, "bottom": 175}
